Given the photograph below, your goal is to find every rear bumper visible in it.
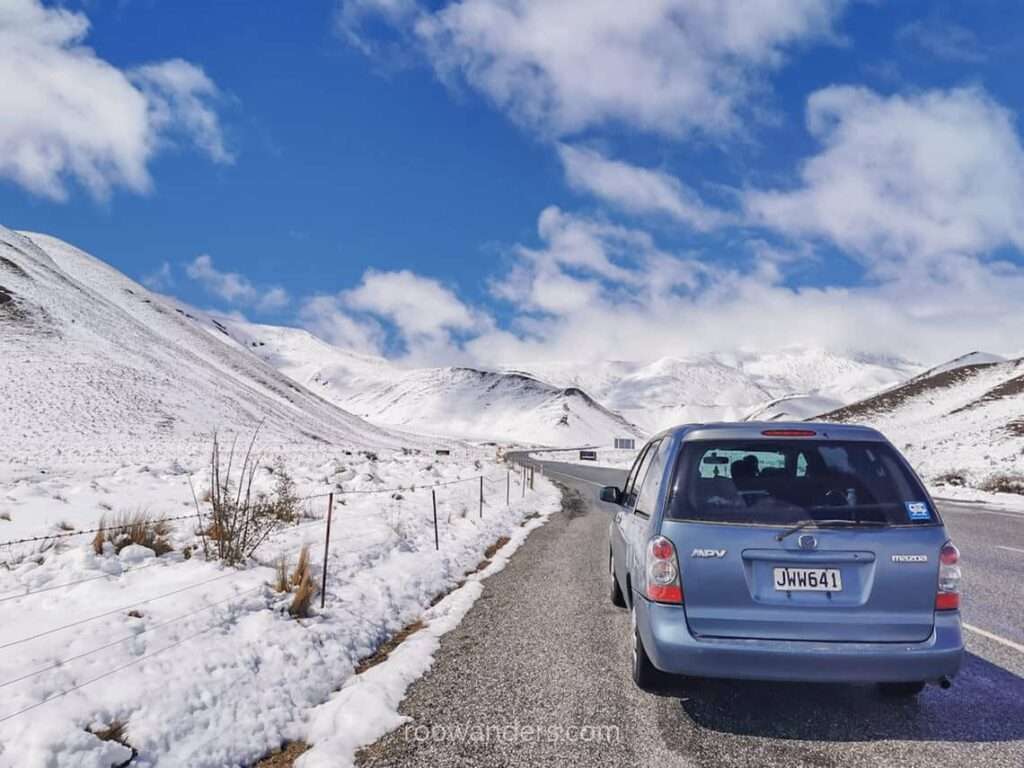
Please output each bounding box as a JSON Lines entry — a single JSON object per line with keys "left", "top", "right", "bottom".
{"left": 636, "top": 598, "right": 964, "bottom": 683}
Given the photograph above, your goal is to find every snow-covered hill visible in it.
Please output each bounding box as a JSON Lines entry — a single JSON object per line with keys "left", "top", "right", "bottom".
{"left": 222, "top": 319, "right": 641, "bottom": 446}
{"left": 0, "top": 228, "right": 409, "bottom": 470}
{"left": 820, "top": 354, "right": 1024, "bottom": 495}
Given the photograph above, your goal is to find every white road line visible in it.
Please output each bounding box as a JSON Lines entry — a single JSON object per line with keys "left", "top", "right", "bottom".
{"left": 996, "top": 545, "right": 1024, "bottom": 555}
{"left": 964, "top": 623, "right": 1024, "bottom": 655}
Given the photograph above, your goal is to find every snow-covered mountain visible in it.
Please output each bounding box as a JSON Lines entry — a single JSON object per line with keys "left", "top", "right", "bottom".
{"left": 0, "top": 228, "right": 409, "bottom": 468}
{"left": 222, "top": 320, "right": 642, "bottom": 446}
{"left": 820, "top": 354, "right": 1024, "bottom": 494}
{"left": 512, "top": 350, "right": 919, "bottom": 431}
{"left": 229, "top": 317, "right": 918, "bottom": 444}
{"left": 0, "top": 227, "right": 923, "bottom": 454}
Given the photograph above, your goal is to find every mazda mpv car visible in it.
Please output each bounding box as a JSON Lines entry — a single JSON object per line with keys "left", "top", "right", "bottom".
{"left": 602, "top": 423, "right": 964, "bottom": 696}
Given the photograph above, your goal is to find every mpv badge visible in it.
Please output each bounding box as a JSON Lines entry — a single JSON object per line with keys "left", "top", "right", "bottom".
{"left": 691, "top": 548, "right": 726, "bottom": 558}
{"left": 798, "top": 534, "right": 817, "bottom": 550}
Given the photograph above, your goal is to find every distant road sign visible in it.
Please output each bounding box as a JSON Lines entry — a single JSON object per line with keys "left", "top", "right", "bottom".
{"left": 613, "top": 438, "right": 636, "bottom": 450}
{"left": 579, "top": 450, "right": 598, "bottom": 461}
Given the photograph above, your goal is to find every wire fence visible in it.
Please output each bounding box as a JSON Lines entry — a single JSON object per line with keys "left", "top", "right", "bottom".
{"left": 0, "top": 456, "right": 544, "bottom": 729}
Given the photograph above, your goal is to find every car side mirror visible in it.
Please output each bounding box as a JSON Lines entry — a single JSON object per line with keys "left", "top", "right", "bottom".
{"left": 600, "top": 486, "right": 622, "bottom": 504}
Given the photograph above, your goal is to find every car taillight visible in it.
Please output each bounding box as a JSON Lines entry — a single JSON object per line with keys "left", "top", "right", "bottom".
{"left": 936, "top": 540, "right": 961, "bottom": 611}
{"left": 645, "top": 536, "right": 683, "bottom": 604}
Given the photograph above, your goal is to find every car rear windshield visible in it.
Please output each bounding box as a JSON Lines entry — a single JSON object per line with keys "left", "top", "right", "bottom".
{"left": 666, "top": 440, "right": 938, "bottom": 527}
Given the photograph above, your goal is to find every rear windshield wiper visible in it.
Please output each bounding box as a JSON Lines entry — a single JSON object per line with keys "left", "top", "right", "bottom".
{"left": 776, "top": 518, "right": 888, "bottom": 542}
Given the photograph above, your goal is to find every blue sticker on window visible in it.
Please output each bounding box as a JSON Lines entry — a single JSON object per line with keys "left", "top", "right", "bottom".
{"left": 906, "top": 502, "right": 931, "bottom": 521}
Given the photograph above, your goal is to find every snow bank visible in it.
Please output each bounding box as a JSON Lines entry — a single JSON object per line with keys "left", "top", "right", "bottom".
{"left": 0, "top": 447, "right": 560, "bottom": 768}
{"left": 298, "top": 493, "right": 559, "bottom": 768}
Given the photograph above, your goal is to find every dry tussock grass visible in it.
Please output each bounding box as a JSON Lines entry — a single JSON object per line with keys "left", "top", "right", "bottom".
{"left": 92, "top": 511, "right": 173, "bottom": 556}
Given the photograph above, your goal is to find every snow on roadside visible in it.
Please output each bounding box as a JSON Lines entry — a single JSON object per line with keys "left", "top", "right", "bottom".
{"left": 0, "top": 448, "right": 557, "bottom": 768}
{"left": 298, "top": 486, "right": 560, "bottom": 768}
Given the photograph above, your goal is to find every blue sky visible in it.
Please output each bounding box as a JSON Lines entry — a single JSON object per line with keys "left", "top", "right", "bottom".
{"left": 2, "top": 0, "right": 1024, "bottom": 365}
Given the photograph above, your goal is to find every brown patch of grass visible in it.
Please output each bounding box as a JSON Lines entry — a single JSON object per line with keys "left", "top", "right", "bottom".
{"left": 979, "top": 473, "right": 1024, "bottom": 496}
{"left": 483, "top": 536, "right": 510, "bottom": 560}
{"left": 521, "top": 511, "right": 540, "bottom": 525}
{"left": 290, "top": 545, "right": 310, "bottom": 589}
{"left": 934, "top": 470, "right": 968, "bottom": 487}
{"left": 253, "top": 741, "right": 310, "bottom": 767}
{"left": 127, "top": 610, "right": 143, "bottom": 619}
{"left": 1005, "top": 420, "right": 1024, "bottom": 438}
{"left": 287, "top": 546, "right": 316, "bottom": 618}
{"left": 355, "top": 620, "right": 426, "bottom": 675}
{"left": 93, "top": 511, "right": 173, "bottom": 556}
{"left": 87, "top": 720, "right": 136, "bottom": 766}
{"left": 56, "top": 520, "right": 75, "bottom": 532}
{"left": 0, "top": 511, "right": 11, "bottom": 522}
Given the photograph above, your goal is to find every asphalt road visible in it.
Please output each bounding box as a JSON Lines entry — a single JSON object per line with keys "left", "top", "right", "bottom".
{"left": 357, "top": 459, "right": 1024, "bottom": 768}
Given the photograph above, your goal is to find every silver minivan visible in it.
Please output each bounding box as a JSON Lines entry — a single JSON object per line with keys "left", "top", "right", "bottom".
{"left": 604, "top": 422, "right": 964, "bottom": 696}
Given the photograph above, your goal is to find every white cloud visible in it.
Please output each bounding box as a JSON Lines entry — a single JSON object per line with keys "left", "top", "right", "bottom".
{"left": 558, "top": 144, "right": 732, "bottom": 230}
{"left": 299, "top": 294, "right": 387, "bottom": 355}
{"left": 467, "top": 208, "right": 1024, "bottom": 367}
{"left": 408, "top": 0, "right": 850, "bottom": 137}
{"left": 745, "top": 86, "right": 1024, "bottom": 275}
{"left": 346, "top": 269, "right": 488, "bottom": 350}
{"left": 0, "top": 0, "right": 229, "bottom": 200}
{"left": 257, "top": 286, "right": 291, "bottom": 312}
{"left": 132, "top": 59, "right": 233, "bottom": 165}
{"left": 336, "top": 0, "right": 421, "bottom": 55}
{"left": 896, "top": 18, "right": 986, "bottom": 63}
{"left": 300, "top": 269, "right": 489, "bottom": 362}
{"left": 185, "top": 254, "right": 289, "bottom": 312}
{"left": 142, "top": 261, "right": 174, "bottom": 291}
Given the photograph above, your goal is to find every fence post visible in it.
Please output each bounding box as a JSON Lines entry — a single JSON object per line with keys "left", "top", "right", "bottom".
{"left": 506, "top": 470, "right": 510, "bottom": 506}
{"left": 320, "top": 492, "right": 334, "bottom": 610}
{"left": 479, "top": 476, "right": 484, "bottom": 518}
{"left": 522, "top": 466, "right": 526, "bottom": 498}
{"left": 432, "top": 489, "right": 439, "bottom": 551}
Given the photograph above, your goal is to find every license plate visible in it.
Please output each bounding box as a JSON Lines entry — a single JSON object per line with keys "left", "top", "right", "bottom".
{"left": 773, "top": 567, "right": 842, "bottom": 592}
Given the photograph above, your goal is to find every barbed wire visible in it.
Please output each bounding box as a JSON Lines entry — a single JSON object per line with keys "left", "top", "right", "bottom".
{"left": 0, "top": 569, "right": 240, "bottom": 652}
{"left": 0, "top": 469, "right": 519, "bottom": 550}
{"left": 0, "top": 583, "right": 265, "bottom": 691}
{"left": 0, "top": 462, "right": 543, "bottom": 729}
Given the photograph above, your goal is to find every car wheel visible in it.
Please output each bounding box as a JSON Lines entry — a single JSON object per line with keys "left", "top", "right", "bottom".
{"left": 609, "top": 551, "right": 626, "bottom": 608}
{"left": 879, "top": 681, "right": 926, "bottom": 698}
{"left": 631, "top": 604, "right": 659, "bottom": 691}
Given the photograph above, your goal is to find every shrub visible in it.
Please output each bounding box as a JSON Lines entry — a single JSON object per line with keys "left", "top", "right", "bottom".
{"left": 979, "top": 473, "right": 1024, "bottom": 496}
{"left": 92, "top": 511, "right": 173, "bottom": 556}
{"left": 933, "top": 470, "right": 967, "bottom": 487}
{"left": 270, "top": 457, "right": 300, "bottom": 523}
{"left": 194, "top": 426, "right": 286, "bottom": 565}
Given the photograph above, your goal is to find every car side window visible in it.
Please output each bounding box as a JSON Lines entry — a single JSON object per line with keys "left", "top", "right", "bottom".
{"left": 625, "top": 440, "right": 660, "bottom": 509}
{"left": 635, "top": 439, "right": 672, "bottom": 517}
{"left": 622, "top": 443, "right": 651, "bottom": 499}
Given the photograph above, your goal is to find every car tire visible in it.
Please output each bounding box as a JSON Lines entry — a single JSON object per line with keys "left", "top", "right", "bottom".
{"left": 609, "top": 551, "right": 626, "bottom": 608}
{"left": 879, "top": 681, "right": 926, "bottom": 697}
{"left": 631, "top": 604, "right": 660, "bottom": 691}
